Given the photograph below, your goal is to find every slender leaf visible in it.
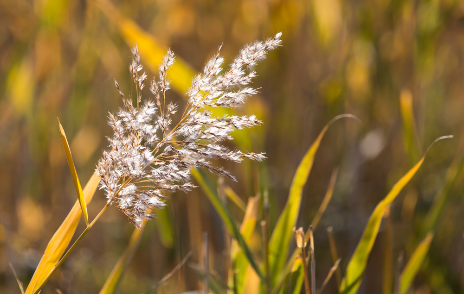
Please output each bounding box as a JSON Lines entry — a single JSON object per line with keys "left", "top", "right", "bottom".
{"left": 383, "top": 207, "right": 393, "bottom": 294}
{"left": 317, "top": 259, "right": 341, "bottom": 294}
{"left": 273, "top": 168, "right": 338, "bottom": 294}
{"left": 400, "top": 90, "right": 421, "bottom": 163}
{"left": 58, "top": 119, "right": 89, "bottom": 226}
{"left": 100, "top": 229, "right": 144, "bottom": 294}
{"left": 340, "top": 136, "right": 452, "bottom": 294}
{"left": 421, "top": 155, "right": 464, "bottom": 237}
{"left": 400, "top": 233, "right": 434, "bottom": 294}
{"left": 270, "top": 115, "right": 359, "bottom": 287}
{"left": 311, "top": 168, "right": 338, "bottom": 229}
{"left": 26, "top": 173, "right": 100, "bottom": 294}
{"left": 231, "top": 196, "right": 259, "bottom": 293}
{"left": 9, "top": 263, "right": 25, "bottom": 294}
{"left": 155, "top": 205, "right": 174, "bottom": 248}
{"left": 224, "top": 185, "right": 247, "bottom": 212}
{"left": 290, "top": 258, "right": 305, "bottom": 294}
{"left": 192, "top": 168, "right": 265, "bottom": 282}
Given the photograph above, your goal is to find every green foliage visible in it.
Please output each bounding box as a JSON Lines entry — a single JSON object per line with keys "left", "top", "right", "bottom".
{"left": 400, "top": 233, "right": 434, "bottom": 294}
{"left": 340, "top": 137, "right": 451, "bottom": 294}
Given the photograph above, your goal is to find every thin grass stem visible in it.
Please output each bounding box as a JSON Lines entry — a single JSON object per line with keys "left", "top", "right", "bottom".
{"left": 309, "top": 226, "right": 316, "bottom": 294}
{"left": 327, "top": 227, "right": 341, "bottom": 292}
{"left": 203, "top": 232, "right": 209, "bottom": 294}
{"left": 317, "top": 258, "right": 341, "bottom": 294}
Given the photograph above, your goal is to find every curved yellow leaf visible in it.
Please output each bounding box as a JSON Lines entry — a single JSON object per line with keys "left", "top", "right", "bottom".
{"left": 26, "top": 173, "right": 100, "bottom": 294}
{"left": 340, "top": 136, "right": 452, "bottom": 294}
{"left": 58, "top": 119, "right": 89, "bottom": 226}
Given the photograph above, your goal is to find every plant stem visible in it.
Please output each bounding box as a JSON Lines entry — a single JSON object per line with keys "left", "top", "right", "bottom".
{"left": 301, "top": 247, "right": 310, "bottom": 294}
{"left": 309, "top": 226, "right": 316, "bottom": 294}
{"left": 203, "top": 232, "right": 209, "bottom": 294}
{"left": 263, "top": 191, "right": 271, "bottom": 294}
{"left": 33, "top": 204, "right": 109, "bottom": 294}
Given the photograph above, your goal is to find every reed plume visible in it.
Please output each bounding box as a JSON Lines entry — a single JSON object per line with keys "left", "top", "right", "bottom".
{"left": 96, "top": 33, "right": 282, "bottom": 229}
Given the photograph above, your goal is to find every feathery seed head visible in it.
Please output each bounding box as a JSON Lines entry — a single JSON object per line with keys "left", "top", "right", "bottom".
{"left": 96, "top": 33, "right": 282, "bottom": 230}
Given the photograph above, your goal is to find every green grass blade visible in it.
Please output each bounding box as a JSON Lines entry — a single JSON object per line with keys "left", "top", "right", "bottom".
{"left": 192, "top": 168, "right": 265, "bottom": 282}
{"left": 421, "top": 155, "right": 464, "bottom": 237}
{"left": 99, "top": 229, "right": 143, "bottom": 294}
{"left": 290, "top": 258, "right": 305, "bottom": 294}
{"left": 155, "top": 205, "right": 174, "bottom": 248}
{"left": 340, "top": 136, "right": 452, "bottom": 294}
{"left": 58, "top": 119, "right": 89, "bottom": 226}
{"left": 400, "top": 233, "right": 434, "bottom": 294}
{"left": 269, "top": 115, "right": 359, "bottom": 287}
{"left": 273, "top": 168, "right": 339, "bottom": 294}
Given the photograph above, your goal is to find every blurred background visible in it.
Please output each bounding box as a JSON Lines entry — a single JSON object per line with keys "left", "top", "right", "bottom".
{"left": 2, "top": 0, "right": 464, "bottom": 293}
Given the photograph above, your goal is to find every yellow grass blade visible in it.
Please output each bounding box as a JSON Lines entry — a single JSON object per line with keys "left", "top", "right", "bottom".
{"left": 99, "top": 229, "right": 144, "bottom": 294}
{"left": 231, "top": 196, "right": 259, "bottom": 293}
{"left": 400, "top": 89, "right": 421, "bottom": 163}
{"left": 400, "top": 232, "right": 434, "bottom": 294}
{"left": 58, "top": 119, "right": 89, "bottom": 226}
{"left": 25, "top": 173, "right": 100, "bottom": 294}
{"left": 224, "top": 185, "right": 247, "bottom": 212}
{"left": 340, "top": 136, "right": 452, "bottom": 294}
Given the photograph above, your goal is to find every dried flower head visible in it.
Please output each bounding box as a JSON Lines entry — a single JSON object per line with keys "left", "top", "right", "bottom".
{"left": 96, "top": 33, "right": 282, "bottom": 229}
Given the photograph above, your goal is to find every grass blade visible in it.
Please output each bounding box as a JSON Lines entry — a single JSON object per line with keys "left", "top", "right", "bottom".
{"left": 421, "top": 155, "right": 464, "bottom": 237}
{"left": 399, "top": 233, "right": 434, "bottom": 294}
{"left": 192, "top": 168, "right": 265, "bottom": 282}
{"left": 327, "top": 227, "right": 342, "bottom": 292}
{"left": 9, "top": 263, "right": 25, "bottom": 294}
{"left": 290, "top": 257, "right": 305, "bottom": 294}
{"left": 340, "top": 136, "right": 452, "bottom": 294}
{"left": 383, "top": 207, "right": 393, "bottom": 294}
{"left": 400, "top": 89, "right": 421, "bottom": 163}
{"left": 311, "top": 168, "right": 338, "bottom": 229}
{"left": 272, "top": 167, "right": 339, "bottom": 294}
{"left": 317, "top": 258, "right": 341, "bottom": 294}
{"left": 26, "top": 173, "right": 100, "bottom": 294}
{"left": 231, "top": 196, "right": 259, "bottom": 293}
{"left": 269, "top": 115, "right": 360, "bottom": 287}
{"left": 58, "top": 119, "right": 89, "bottom": 226}
{"left": 99, "top": 229, "right": 144, "bottom": 294}
{"left": 224, "top": 185, "right": 247, "bottom": 212}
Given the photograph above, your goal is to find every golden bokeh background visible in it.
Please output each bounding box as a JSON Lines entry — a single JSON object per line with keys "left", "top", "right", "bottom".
{"left": 2, "top": 0, "right": 464, "bottom": 293}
